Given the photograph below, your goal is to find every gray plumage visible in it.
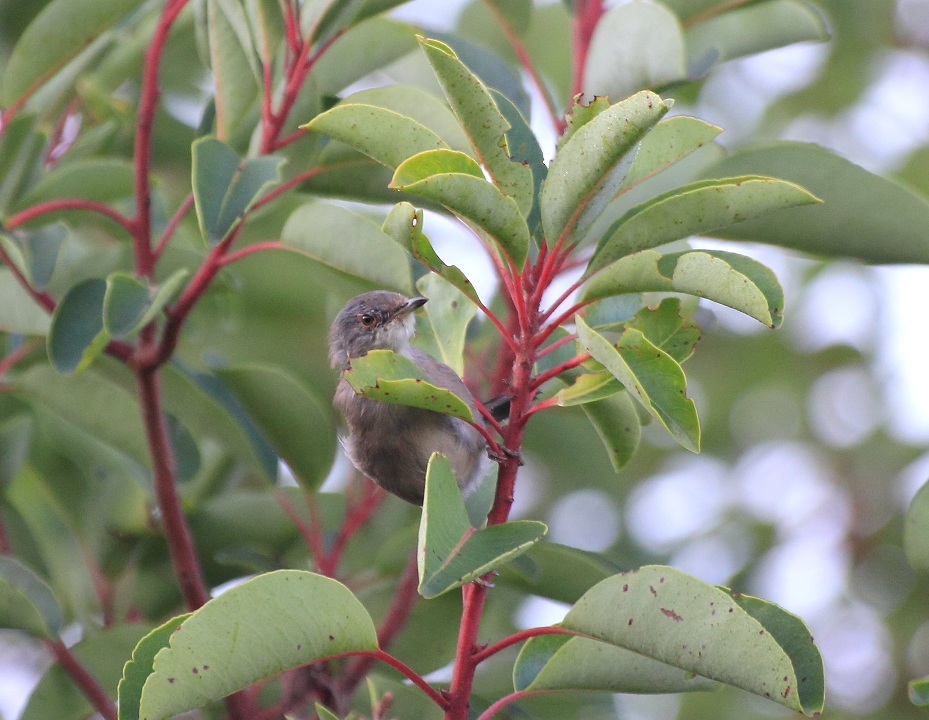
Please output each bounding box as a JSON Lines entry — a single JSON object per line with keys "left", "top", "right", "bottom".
{"left": 328, "top": 291, "right": 487, "bottom": 505}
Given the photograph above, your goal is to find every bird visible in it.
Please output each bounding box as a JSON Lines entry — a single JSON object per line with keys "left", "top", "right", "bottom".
{"left": 328, "top": 290, "right": 488, "bottom": 505}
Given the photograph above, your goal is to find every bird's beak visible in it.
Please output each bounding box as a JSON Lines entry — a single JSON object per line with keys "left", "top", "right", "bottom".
{"left": 393, "top": 296, "right": 427, "bottom": 319}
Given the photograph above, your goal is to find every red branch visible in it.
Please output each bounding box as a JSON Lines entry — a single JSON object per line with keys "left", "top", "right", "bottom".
{"left": 154, "top": 193, "right": 195, "bottom": 259}
{"left": 570, "top": 0, "right": 604, "bottom": 101}
{"left": 475, "top": 689, "right": 561, "bottom": 720}
{"left": 531, "top": 353, "right": 590, "bottom": 391}
{"left": 45, "top": 639, "right": 117, "bottom": 720}
{"left": 471, "top": 625, "right": 576, "bottom": 665}
{"left": 135, "top": 364, "right": 210, "bottom": 610}
{"left": 4, "top": 199, "right": 134, "bottom": 235}
{"left": 133, "top": 0, "right": 189, "bottom": 277}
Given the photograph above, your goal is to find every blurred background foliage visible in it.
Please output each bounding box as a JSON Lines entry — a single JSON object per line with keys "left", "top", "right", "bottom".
{"left": 1, "top": 0, "right": 929, "bottom": 718}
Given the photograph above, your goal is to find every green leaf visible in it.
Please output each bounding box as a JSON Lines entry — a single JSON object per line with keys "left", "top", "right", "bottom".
{"left": 137, "top": 571, "right": 378, "bottom": 720}
{"left": 576, "top": 315, "right": 699, "bottom": 452}
{"left": 0, "top": 555, "right": 63, "bottom": 638}
{"left": 418, "top": 453, "right": 547, "bottom": 598}
{"left": 621, "top": 116, "right": 723, "bottom": 190}
{"left": 303, "top": 104, "right": 450, "bottom": 169}
{"left": 315, "top": 703, "right": 342, "bottom": 720}
{"left": 685, "top": 0, "right": 829, "bottom": 71}
{"left": 419, "top": 37, "right": 534, "bottom": 218}
{"left": 15, "top": 158, "right": 135, "bottom": 210}
{"left": 701, "top": 142, "right": 929, "bottom": 263}
{"left": 382, "top": 202, "right": 479, "bottom": 303}
{"left": 103, "top": 269, "right": 188, "bottom": 338}
{"left": 390, "top": 151, "right": 530, "bottom": 268}
{"left": 557, "top": 95, "right": 611, "bottom": 153}
{"left": 392, "top": 148, "right": 484, "bottom": 184}
{"left": 0, "top": 222, "right": 67, "bottom": 290}
{"left": 904, "top": 479, "right": 929, "bottom": 571}
{"left": 207, "top": 0, "right": 262, "bottom": 142}
{"left": 0, "top": 0, "right": 138, "bottom": 105}
{"left": 118, "top": 614, "right": 192, "bottom": 720}
{"left": 587, "top": 176, "right": 821, "bottom": 272}
{"left": 22, "top": 624, "right": 152, "bottom": 720}
{"left": 584, "top": 248, "right": 784, "bottom": 328}
{"left": 414, "top": 273, "right": 477, "bottom": 377}
{"left": 490, "top": 88, "right": 547, "bottom": 238}
{"left": 541, "top": 90, "right": 671, "bottom": 245}
{"left": 583, "top": 0, "right": 686, "bottom": 100}
{"left": 0, "top": 269, "right": 52, "bottom": 335}
{"left": 515, "top": 633, "right": 717, "bottom": 694}
{"left": 47, "top": 278, "right": 110, "bottom": 374}
{"left": 626, "top": 298, "right": 701, "bottom": 363}
{"left": 308, "top": 0, "right": 411, "bottom": 46}
{"left": 553, "top": 372, "right": 623, "bottom": 407}
{"left": 215, "top": 365, "right": 336, "bottom": 490}
{"left": 910, "top": 677, "right": 929, "bottom": 707}
{"left": 192, "top": 137, "right": 284, "bottom": 245}
{"left": 554, "top": 566, "right": 824, "bottom": 715}
{"left": 343, "top": 349, "right": 475, "bottom": 423}
{"left": 497, "top": 542, "right": 617, "bottom": 605}
{"left": 580, "top": 390, "right": 643, "bottom": 472}
{"left": 281, "top": 199, "right": 413, "bottom": 294}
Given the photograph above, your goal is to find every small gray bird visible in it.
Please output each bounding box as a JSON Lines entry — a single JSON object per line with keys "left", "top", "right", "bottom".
{"left": 328, "top": 291, "right": 487, "bottom": 505}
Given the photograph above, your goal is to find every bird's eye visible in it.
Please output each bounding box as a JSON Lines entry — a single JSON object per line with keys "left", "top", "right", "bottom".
{"left": 359, "top": 313, "right": 376, "bottom": 327}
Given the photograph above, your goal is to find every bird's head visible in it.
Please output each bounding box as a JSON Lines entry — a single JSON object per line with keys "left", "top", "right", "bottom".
{"left": 328, "top": 291, "right": 427, "bottom": 369}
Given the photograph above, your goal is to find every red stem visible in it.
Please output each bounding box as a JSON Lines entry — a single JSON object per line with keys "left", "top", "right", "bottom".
{"left": 45, "top": 639, "right": 117, "bottom": 720}
{"left": 0, "top": 244, "right": 55, "bottom": 312}
{"left": 133, "top": 0, "right": 188, "bottom": 277}
{"left": 0, "top": 338, "right": 38, "bottom": 377}
{"left": 471, "top": 625, "right": 576, "bottom": 665}
{"left": 475, "top": 689, "right": 560, "bottom": 720}
{"left": 217, "top": 240, "right": 287, "bottom": 267}
{"left": 154, "top": 193, "right": 195, "bottom": 259}
{"left": 4, "top": 199, "right": 134, "bottom": 235}
{"left": 318, "top": 482, "right": 384, "bottom": 577}
{"left": 356, "top": 649, "right": 448, "bottom": 709}
{"left": 135, "top": 364, "right": 210, "bottom": 610}
{"left": 446, "top": 582, "right": 489, "bottom": 719}
{"left": 482, "top": 0, "right": 564, "bottom": 133}
{"left": 531, "top": 353, "right": 590, "bottom": 391}
{"left": 570, "top": 0, "right": 604, "bottom": 101}
{"left": 274, "top": 489, "right": 325, "bottom": 569}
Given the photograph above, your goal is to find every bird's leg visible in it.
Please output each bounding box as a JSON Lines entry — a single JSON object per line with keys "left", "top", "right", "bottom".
{"left": 487, "top": 445, "right": 522, "bottom": 465}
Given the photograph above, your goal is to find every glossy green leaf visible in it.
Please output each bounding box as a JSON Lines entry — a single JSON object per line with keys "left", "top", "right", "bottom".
{"left": 0, "top": 555, "right": 63, "bottom": 638}
{"left": 392, "top": 148, "right": 484, "bottom": 184}
{"left": 497, "top": 542, "right": 617, "bottom": 605}
{"left": 557, "top": 95, "right": 611, "bottom": 153}
{"left": 419, "top": 37, "right": 534, "bottom": 217}
{"left": 580, "top": 389, "right": 643, "bottom": 472}
{"left": 583, "top": 294, "right": 643, "bottom": 331}
{"left": 587, "top": 176, "right": 821, "bottom": 272}
{"left": 138, "top": 571, "right": 378, "bottom": 720}
{"left": 702, "top": 142, "right": 929, "bottom": 263}
{"left": 414, "top": 274, "right": 477, "bottom": 377}
{"left": 685, "top": 0, "right": 829, "bottom": 71}
{"left": 0, "top": 0, "right": 138, "bottom": 105}
{"left": 584, "top": 1, "right": 686, "bottom": 100}
{"left": 47, "top": 278, "right": 109, "bottom": 374}
{"left": 343, "top": 349, "right": 475, "bottom": 423}
{"left": 192, "top": 137, "right": 284, "bottom": 245}
{"left": 904, "top": 479, "right": 929, "bottom": 571}
{"left": 14, "top": 363, "right": 150, "bottom": 464}
{"left": 103, "top": 268, "right": 188, "bottom": 338}
{"left": 542, "top": 91, "right": 671, "bottom": 245}
{"left": 515, "top": 633, "right": 717, "bottom": 694}
{"left": 554, "top": 566, "right": 824, "bottom": 715}
{"left": 383, "top": 203, "right": 481, "bottom": 304}
{"left": 207, "top": 0, "right": 261, "bottom": 141}
{"left": 22, "top": 624, "right": 151, "bottom": 720}
{"left": 627, "top": 298, "right": 701, "bottom": 363}
{"left": 0, "top": 223, "right": 66, "bottom": 290}
{"left": 584, "top": 248, "right": 784, "bottom": 328}
{"left": 910, "top": 677, "right": 929, "bottom": 706}
{"left": 118, "top": 614, "right": 193, "bottom": 720}
{"left": 16, "top": 158, "right": 135, "bottom": 209}
{"left": 418, "top": 453, "right": 547, "bottom": 598}
{"left": 304, "top": 104, "right": 450, "bottom": 169}
{"left": 308, "top": 0, "right": 411, "bottom": 45}
{"left": 281, "top": 199, "right": 412, "bottom": 294}
{"left": 621, "top": 116, "right": 723, "bottom": 190}
{"left": 390, "top": 151, "right": 530, "bottom": 268}
{"left": 576, "top": 316, "right": 699, "bottom": 452}
{"left": 491, "top": 88, "right": 547, "bottom": 237}
{"left": 554, "top": 372, "right": 622, "bottom": 407}
{"left": 215, "top": 364, "right": 336, "bottom": 490}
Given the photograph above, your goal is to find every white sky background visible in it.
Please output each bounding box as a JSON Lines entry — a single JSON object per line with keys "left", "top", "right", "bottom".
{"left": 5, "top": 1, "right": 929, "bottom": 718}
